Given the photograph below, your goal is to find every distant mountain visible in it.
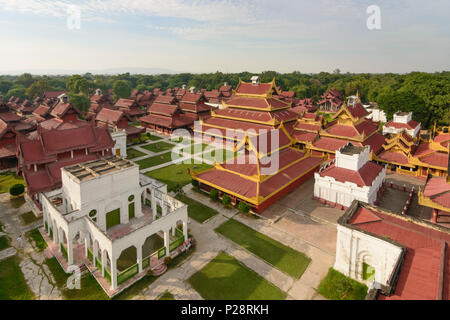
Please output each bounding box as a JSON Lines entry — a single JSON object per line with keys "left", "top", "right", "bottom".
{"left": 0, "top": 67, "right": 181, "bottom": 76}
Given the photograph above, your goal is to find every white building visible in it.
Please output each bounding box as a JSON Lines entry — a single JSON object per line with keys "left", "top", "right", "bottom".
{"left": 41, "top": 156, "right": 188, "bottom": 292}
{"left": 382, "top": 111, "right": 421, "bottom": 138}
{"left": 314, "top": 143, "right": 386, "bottom": 209}
{"left": 334, "top": 201, "right": 450, "bottom": 300}
{"left": 110, "top": 127, "right": 127, "bottom": 158}
{"left": 364, "top": 103, "right": 387, "bottom": 123}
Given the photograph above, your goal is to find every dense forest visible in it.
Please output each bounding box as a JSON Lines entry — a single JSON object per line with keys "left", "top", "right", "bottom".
{"left": 0, "top": 71, "right": 448, "bottom": 128}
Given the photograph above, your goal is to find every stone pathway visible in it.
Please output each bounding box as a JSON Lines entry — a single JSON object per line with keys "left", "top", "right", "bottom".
{"left": 0, "top": 193, "right": 62, "bottom": 300}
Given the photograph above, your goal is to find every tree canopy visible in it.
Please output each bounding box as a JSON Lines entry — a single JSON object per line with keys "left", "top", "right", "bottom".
{"left": 0, "top": 71, "right": 448, "bottom": 128}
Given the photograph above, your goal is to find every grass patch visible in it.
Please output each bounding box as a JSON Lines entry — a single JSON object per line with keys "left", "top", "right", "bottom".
{"left": 136, "top": 152, "right": 172, "bottom": 170}
{"left": 158, "top": 291, "right": 175, "bottom": 300}
{"left": 63, "top": 273, "right": 110, "bottom": 300}
{"left": 206, "top": 149, "right": 237, "bottom": 163}
{"left": 19, "top": 211, "right": 40, "bottom": 226}
{"left": 317, "top": 268, "right": 368, "bottom": 300}
{"left": 26, "top": 228, "right": 47, "bottom": 252}
{"left": 45, "top": 258, "right": 69, "bottom": 287}
{"left": 126, "top": 148, "right": 146, "bottom": 160}
{"left": 215, "top": 219, "right": 311, "bottom": 279}
{"left": 141, "top": 141, "right": 174, "bottom": 153}
{"left": 145, "top": 162, "right": 213, "bottom": 192}
{"left": 113, "top": 275, "right": 157, "bottom": 300}
{"left": 0, "top": 256, "right": 34, "bottom": 300}
{"left": 147, "top": 134, "right": 162, "bottom": 141}
{"left": 0, "top": 235, "right": 10, "bottom": 251}
{"left": 188, "top": 252, "right": 286, "bottom": 300}
{"left": 175, "top": 194, "right": 218, "bottom": 223}
{"left": 0, "top": 172, "right": 25, "bottom": 194}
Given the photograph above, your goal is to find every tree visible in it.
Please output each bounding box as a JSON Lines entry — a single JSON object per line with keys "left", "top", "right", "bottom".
{"left": 66, "top": 75, "right": 91, "bottom": 95}
{"left": 113, "top": 80, "right": 131, "bottom": 100}
{"left": 0, "top": 80, "right": 13, "bottom": 95}
{"left": 9, "top": 184, "right": 25, "bottom": 196}
{"left": 15, "top": 73, "right": 34, "bottom": 88}
{"left": 6, "top": 86, "right": 26, "bottom": 99}
{"left": 377, "top": 90, "right": 427, "bottom": 126}
{"left": 238, "top": 201, "right": 250, "bottom": 213}
{"left": 209, "top": 189, "right": 219, "bottom": 201}
{"left": 222, "top": 194, "right": 231, "bottom": 206}
{"left": 69, "top": 93, "right": 90, "bottom": 114}
{"left": 26, "top": 80, "right": 49, "bottom": 98}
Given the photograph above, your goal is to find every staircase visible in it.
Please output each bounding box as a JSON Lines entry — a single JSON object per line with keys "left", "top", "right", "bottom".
{"left": 152, "top": 263, "right": 167, "bottom": 276}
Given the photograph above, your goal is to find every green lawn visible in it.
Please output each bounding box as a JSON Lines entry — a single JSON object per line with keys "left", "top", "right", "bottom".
{"left": 136, "top": 152, "right": 172, "bottom": 170}
{"left": 215, "top": 219, "right": 311, "bottom": 279}
{"left": 188, "top": 252, "right": 286, "bottom": 300}
{"left": 317, "top": 268, "right": 368, "bottom": 300}
{"left": 0, "top": 235, "right": 10, "bottom": 251}
{"left": 145, "top": 162, "right": 213, "bottom": 192}
{"left": 158, "top": 291, "right": 175, "bottom": 300}
{"left": 0, "top": 256, "right": 34, "bottom": 300}
{"left": 0, "top": 172, "right": 25, "bottom": 194}
{"left": 147, "top": 134, "right": 163, "bottom": 141}
{"left": 141, "top": 141, "right": 175, "bottom": 153}
{"left": 45, "top": 258, "right": 69, "bottom": 287}
{"left": 26, "top": 228, "right": 47, "bottom": 252}
{"left": 126, "top": 148, "right": 146, "bottom": 160}
{"left": 19, "top": 211, "right": 40, "bottom": 226}
{"left": 175, "top": 194, "right": 218, "bottom": 223}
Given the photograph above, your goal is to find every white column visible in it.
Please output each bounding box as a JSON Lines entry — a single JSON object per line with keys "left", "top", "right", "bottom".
{"left": 111, "top": 256, "right": 118, "bottom": 290}
{"left": 84, "top": 237, "right": 88, "bottom": 258}
{"left": 137, "top": 244, "right": 143, "bottom": 273}
{"left": 93, "top": 241, "right": 98, "bottom": 267}
{"left": 67, "top": 240, "right": 73, "bottom": 265}
{"left": 183, "top": 221, "right": 188, "bottom": 240}
{"left": 58, "top": 229, "right": 63, "bottom": 253}
{"left": 164, "top": 230, "right": 170, "bottom": 256}
{"left": 162, "top": 204, "right": 168, "bottom": 217}
{"left": 101, "top": 250, "right": 106, "bottom": 277}
{"left": 172, "top": 226, "right": 176, "bottom": 237}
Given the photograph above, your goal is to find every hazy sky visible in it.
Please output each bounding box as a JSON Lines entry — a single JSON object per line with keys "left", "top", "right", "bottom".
{"left": 0, "top": 0, "right": 449, "bottom": 74}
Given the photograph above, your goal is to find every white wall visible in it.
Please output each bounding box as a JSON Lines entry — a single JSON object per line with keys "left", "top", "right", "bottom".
{"left": 334, "top": 224, "right": 403, "bottom": 286}
{"left": 111, "top": 130, "right": 127, "bottom": 158}
{"left": 314, "top": 167, "right": 386, "bottom": 207}
{"left": 335, "top": 147, "right": 370, "bottom": 171}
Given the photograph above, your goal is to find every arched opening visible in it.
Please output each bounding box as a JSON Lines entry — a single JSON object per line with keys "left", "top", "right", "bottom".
{"left": 117, "top": 245, "right": 137, "bottom": 272}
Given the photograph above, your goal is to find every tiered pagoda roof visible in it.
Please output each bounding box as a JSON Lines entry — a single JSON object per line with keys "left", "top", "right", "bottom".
{"left": 292, "top": 112, "right": 323, "bottom": 145}
{"left": 196, "top": 78, "right": 298, "bottom": 140}
{"left": 191, "top": 124, "right": 323, "bottom": 212}
{"left": 306, "top": 103, "right": 386, "bottom": 155}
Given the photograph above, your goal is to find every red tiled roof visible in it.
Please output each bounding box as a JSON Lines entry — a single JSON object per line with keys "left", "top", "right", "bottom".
{"left": 292, "top": 131, "right": 318, "bottom": 143}
{"left": 33, "top": 105, "right": 50, "bottom": 117}
{"left": 0, "top": 112, "right": 21, "bottom": 123}
{"left": 236, "top": 82, "right": 274, "bottom": 95}
{"left": 50, "top": 102, "right": 80, "bottom": 118}
{"left": 385, "top": 120, "right": 420, "bottom": 130}
{"left": 419, "top": 152, "right": 449, "bottom": 168}
{"left": 115, "top": 99, "right": 136, "bottom": 108}
{"left": 148, "top": 103, "right": 178, "bottom": 116}
{"left": 362, "top": 133, "right": 386, "bottom": 154}
{"left": 95, "top": 108, "right": 127, "bottom": 124}
{"left": 43, "top": 91, "right": 67, "bottom": 99}
{"left": 378, "top": 151, "right": 409, "bottom": 164}
{"left": 313, "top": 137, "right": 352, "bottom": 152}
{"left": 320, "top": 161, "right": 383, "bottom": 187}
{"left": 348, "top": 205, "right": 450, "bottom": 300}
{"left": 294, "top": 123, "right": 321, "bottom": 132}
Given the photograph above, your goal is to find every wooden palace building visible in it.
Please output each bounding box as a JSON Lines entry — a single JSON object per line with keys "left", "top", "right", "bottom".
{"left": 190, "top": 77, "right": 324, "bottom": 213}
